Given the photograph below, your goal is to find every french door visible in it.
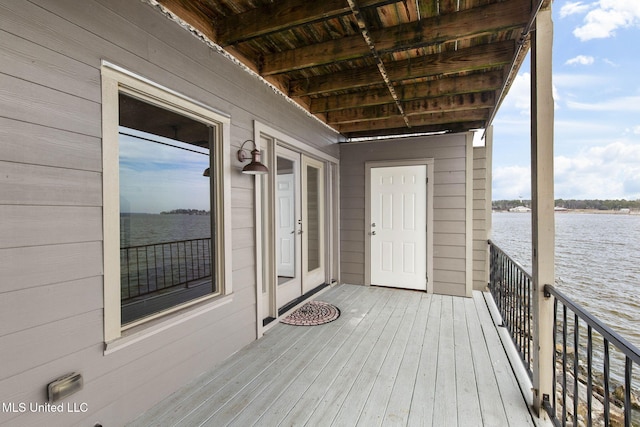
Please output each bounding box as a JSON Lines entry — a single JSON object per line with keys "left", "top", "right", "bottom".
{"left": 275, "top": 146, "right": 325, "bottom": 309}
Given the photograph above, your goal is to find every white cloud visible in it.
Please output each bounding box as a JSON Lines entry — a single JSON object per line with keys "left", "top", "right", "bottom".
{"left": 560, "top": 1, "right": 591, "bottom": 18}
{"left": 500, "top": 72, "right": 560, "bottom": 116}
{"left": 493, "top": 141, "right": 640, "bottom": 200}
{"left": 492, "top": 165, "right": 532, "bottom": 200}
{"left": 565, "top": 55, "right": 595, "bottom": 66}
{"left": 633, "top": 126, "right": 640, "bottom": 135}
{"left": 566, "top": 96, "right": 640, "bottom": 112}
{"left": 555, "top": 141, "right": 640, "bottom": 199}
{"left": 553, "top": 73, "right": 605, "bottom": 88}
{"left": 573, "top": 0, "right": 640, "bottom": 41}
{"left": 501, "top": 73, "right": 531, "bottom": 115}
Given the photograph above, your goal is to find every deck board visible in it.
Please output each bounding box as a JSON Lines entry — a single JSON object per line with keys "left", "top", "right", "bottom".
{"left": 130, "top": 284, "right": 537, "bottom": 427}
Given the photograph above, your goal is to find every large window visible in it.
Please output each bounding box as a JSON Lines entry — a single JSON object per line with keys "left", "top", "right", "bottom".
{"left": 102, "top": 64, "right": 231, "bottom": 342}
{"left": 118, "top": 94, "right": 215, "bottom": 324}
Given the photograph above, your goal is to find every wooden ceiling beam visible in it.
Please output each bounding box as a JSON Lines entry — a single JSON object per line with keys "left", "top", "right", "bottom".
{"left": 326, "top": 92, "right": 495, "bottom": 124}
{"left": 310, "top": 71, "right": 503, "bottom": 113}
{"left": 289, "top": 40, "right": 515, "bottom": 97}
{"left": 336, "top": 109, "right": 490, "bottom": 133}
{"left": 262, "top": 0, "right": 530, "bottom": 75}
{"left": 342, "top": 120, "right": 487, "bottom": 138}
{"left": 157, "top": 0, "right": 218, "bottom": 42}
{"left": 217, "top": 0, "right": 400, "bottom": 46}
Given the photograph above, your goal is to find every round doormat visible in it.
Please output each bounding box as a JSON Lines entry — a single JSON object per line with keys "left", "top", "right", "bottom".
{"left": 281, "top": 301, "right": 340, "bottom": 326}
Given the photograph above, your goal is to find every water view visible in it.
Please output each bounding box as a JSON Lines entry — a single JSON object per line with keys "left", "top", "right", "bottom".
{"left": 492, "top": 212, "right": 640, "bottom": 350}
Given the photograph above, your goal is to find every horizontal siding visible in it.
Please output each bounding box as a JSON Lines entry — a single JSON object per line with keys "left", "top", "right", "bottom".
{"left": 0, "top": 162, "right": 102, "bottom": 206}
{"left": 0, "top": 242, "right": 104, "bottom": 293}
{"left": 0, "top": 206, "right": 102, "bottom": 249}
{"left": 339, "top": 134, "right": 469, "bottom": 294}
{"left": 0, "top": 117, "right": 101, "bottom": 171}
{"left": 0, "top": 0, "right": 341, "bottom": 425}
{"left": 473, "top": 145, "right": 490, "bottom": 291}
{"left": 0, "top": 73, "right": 101, "bottom": 137}
{"left": 0, "top": 277, "right": 103, "bottom": 337}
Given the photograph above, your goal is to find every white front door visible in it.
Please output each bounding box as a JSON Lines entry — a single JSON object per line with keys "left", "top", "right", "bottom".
{"left": 370, "top": 165, "right": 427, "bottom": 290}
{"left": 277, "top": 173, "right": 296, "bottom": 278}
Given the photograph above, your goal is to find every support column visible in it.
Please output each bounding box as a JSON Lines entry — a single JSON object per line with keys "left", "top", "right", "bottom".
{"left": 531, "top": 6, "right": 555, "bottom": 417}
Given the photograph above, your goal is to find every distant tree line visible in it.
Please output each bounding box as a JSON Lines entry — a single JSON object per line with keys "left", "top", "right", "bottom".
{"left": 160, "top": 209, "right": 210, "bottom": 215}
{"left": 492, "top": 199, "right": 640, "bottom": 211}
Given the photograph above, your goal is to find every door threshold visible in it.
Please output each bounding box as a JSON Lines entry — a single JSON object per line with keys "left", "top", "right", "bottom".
{"left": 278, "top": 283, "right": 330, "bottom": 317}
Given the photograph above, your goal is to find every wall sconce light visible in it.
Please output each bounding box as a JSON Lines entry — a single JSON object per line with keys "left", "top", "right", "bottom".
{"left": 48, "top": 372, "right": 83, "bottom": 402}
{"left": 237, "top": 139, "right": 269, "bottom": 175}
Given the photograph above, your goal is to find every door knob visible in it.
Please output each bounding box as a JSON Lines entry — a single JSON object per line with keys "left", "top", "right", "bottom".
{"left": 370, "top": 231, "right": 376, "bottom": 235}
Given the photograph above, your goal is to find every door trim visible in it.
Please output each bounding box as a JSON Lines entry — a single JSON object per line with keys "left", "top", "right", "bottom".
{"left": 365, "top": 159, "right": 434, "bottom": 293}
{"left": 253, "top": 121, "right": 339, "bottom": 338}
{"left": 302, "top": 155, "right": 325, "bottom": 293}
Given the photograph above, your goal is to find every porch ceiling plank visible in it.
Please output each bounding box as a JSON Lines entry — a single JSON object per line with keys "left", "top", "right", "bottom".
{"left": 216, "top": 0, "right": 402, "bottom": 46}
{"left": 261, "top": 0, "right": 530, "bottom": 76}
{"left": 310, "top": 71, "right": 503, "bottom": 113}
{"left": 288, "top": 40, "right": 515, "bottom": 97}
{"left": 154, "top": 0, "right": 540, "bottom": 138}
{"left": 156, "top": 0, "right": 218, "bottom": 42}
{"left": 335, "top": 108, "right": 490, "bottom": 133}
{"left": 341, "top": 120, "right": 487, "bottom": 138}
{"left": 326, "top": 92, "right": 496, "bottom": 125}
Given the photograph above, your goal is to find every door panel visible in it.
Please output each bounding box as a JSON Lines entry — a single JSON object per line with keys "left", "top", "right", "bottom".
{"left": 370, "top": 165, "right": 427, "bottom": 290}
{"left": 276, "top": 149, "right": 302, "bottom": 308}
{"left": 275, "top": 149, "right": 326, "bottom": 308}
{"left": 302, "top": 156, "right": 325, "bottom": 292}
{"left": 277, "top": 173, "right": 295, "bottom": 277}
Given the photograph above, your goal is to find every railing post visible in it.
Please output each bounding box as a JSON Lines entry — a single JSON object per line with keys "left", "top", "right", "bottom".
{"left": 530, "top": 5, "right": 555, "bottom": 418}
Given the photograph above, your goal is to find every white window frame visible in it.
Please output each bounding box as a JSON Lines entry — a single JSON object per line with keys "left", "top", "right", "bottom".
{"left": 101, "top": 62, "right": 232, "bottom": 346}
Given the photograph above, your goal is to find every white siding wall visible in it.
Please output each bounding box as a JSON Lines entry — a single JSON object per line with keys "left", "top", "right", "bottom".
{"left": 339, "top": 133, "right": 472, "bottom": 297}
{"left": 473, "top": 143, "right": 492, "bottom": 291}
{"left": 0, "top": 0, "right": 339, "bottom": 425}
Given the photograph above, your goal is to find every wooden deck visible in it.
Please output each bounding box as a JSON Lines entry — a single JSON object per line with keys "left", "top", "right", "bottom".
{"left": 129, "top": 284, "right": 539, "bottom": 426}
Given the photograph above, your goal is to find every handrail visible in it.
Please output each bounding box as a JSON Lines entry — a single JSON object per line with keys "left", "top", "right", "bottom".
{"left": 488, "top": 241, "right": 640, "bottom": 427}
{"left": 545, "top": 284, "right": 640, "bottom": 367}
{"left": 488, "top": 240, "right": 533, "bottom": 378}
{"left": 120, "top": 237, "right": 212, "bottom": 302}
{"left": 545, "top": 283, "right": 640, "bottom": 427}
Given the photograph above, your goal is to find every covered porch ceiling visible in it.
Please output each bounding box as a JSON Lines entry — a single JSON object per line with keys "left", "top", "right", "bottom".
{"left": 154, "top": 0, "right": 550, "bottom": 139}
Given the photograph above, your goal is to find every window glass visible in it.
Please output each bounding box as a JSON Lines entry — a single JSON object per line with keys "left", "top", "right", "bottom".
{"left": 118, "top": 93, "right": 215, "bottom": 324}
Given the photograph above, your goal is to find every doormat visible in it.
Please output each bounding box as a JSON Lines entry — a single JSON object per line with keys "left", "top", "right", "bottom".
{"left": 281, "top": 301, "right": 340, "bottom": 326}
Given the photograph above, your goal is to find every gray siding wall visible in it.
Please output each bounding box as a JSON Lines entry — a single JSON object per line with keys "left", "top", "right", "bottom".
{"left": 340, "top": 133, "right": 472, "bottom": 297}
{"left": 473, "top": 144, "right": 491, "bottom": 291}
{"left": 0, "top": 0, "right": 338, "bottom": 425}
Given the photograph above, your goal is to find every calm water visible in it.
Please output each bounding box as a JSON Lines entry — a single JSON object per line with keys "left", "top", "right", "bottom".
{"left": 120, "top": 213, "right": 211, "bottom": 248}
{"left": 492, "top": 212, "right": 640, "bottom": 350}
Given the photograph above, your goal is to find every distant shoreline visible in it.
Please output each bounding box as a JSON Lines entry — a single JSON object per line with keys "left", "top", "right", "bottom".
{"left": 494, "top": 209, "right": 640, "bottom": 215}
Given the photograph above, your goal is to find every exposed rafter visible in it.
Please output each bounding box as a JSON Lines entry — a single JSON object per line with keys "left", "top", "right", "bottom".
{"left": 289, "top": 40, "right": 515, "bottom": 97}
{"left": 154, "top": 0, "right": 538, "bottom": 139}
{"left": 262, "top": 0, "right": 530, "bottom": 76}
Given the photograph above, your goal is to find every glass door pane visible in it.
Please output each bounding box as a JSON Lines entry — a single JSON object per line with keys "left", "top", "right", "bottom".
{"left": 276, "top": 156, "right": 297, "bottom": 281}
{"left": 275, "top": 147, "right": 302, "bottom": 308}
{"left": 302, "top": 156, "right": 325, "bottom": 291}
{"left": 306, "top": 164, "right": 320, "bottom": 271}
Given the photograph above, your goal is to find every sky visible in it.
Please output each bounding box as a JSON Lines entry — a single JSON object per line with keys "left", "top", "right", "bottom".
{"left": 119, "top": 130, "right": 211, "bottom": 214}
{"left": 490, "top": 0, "right": 640, "bottom": 201}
